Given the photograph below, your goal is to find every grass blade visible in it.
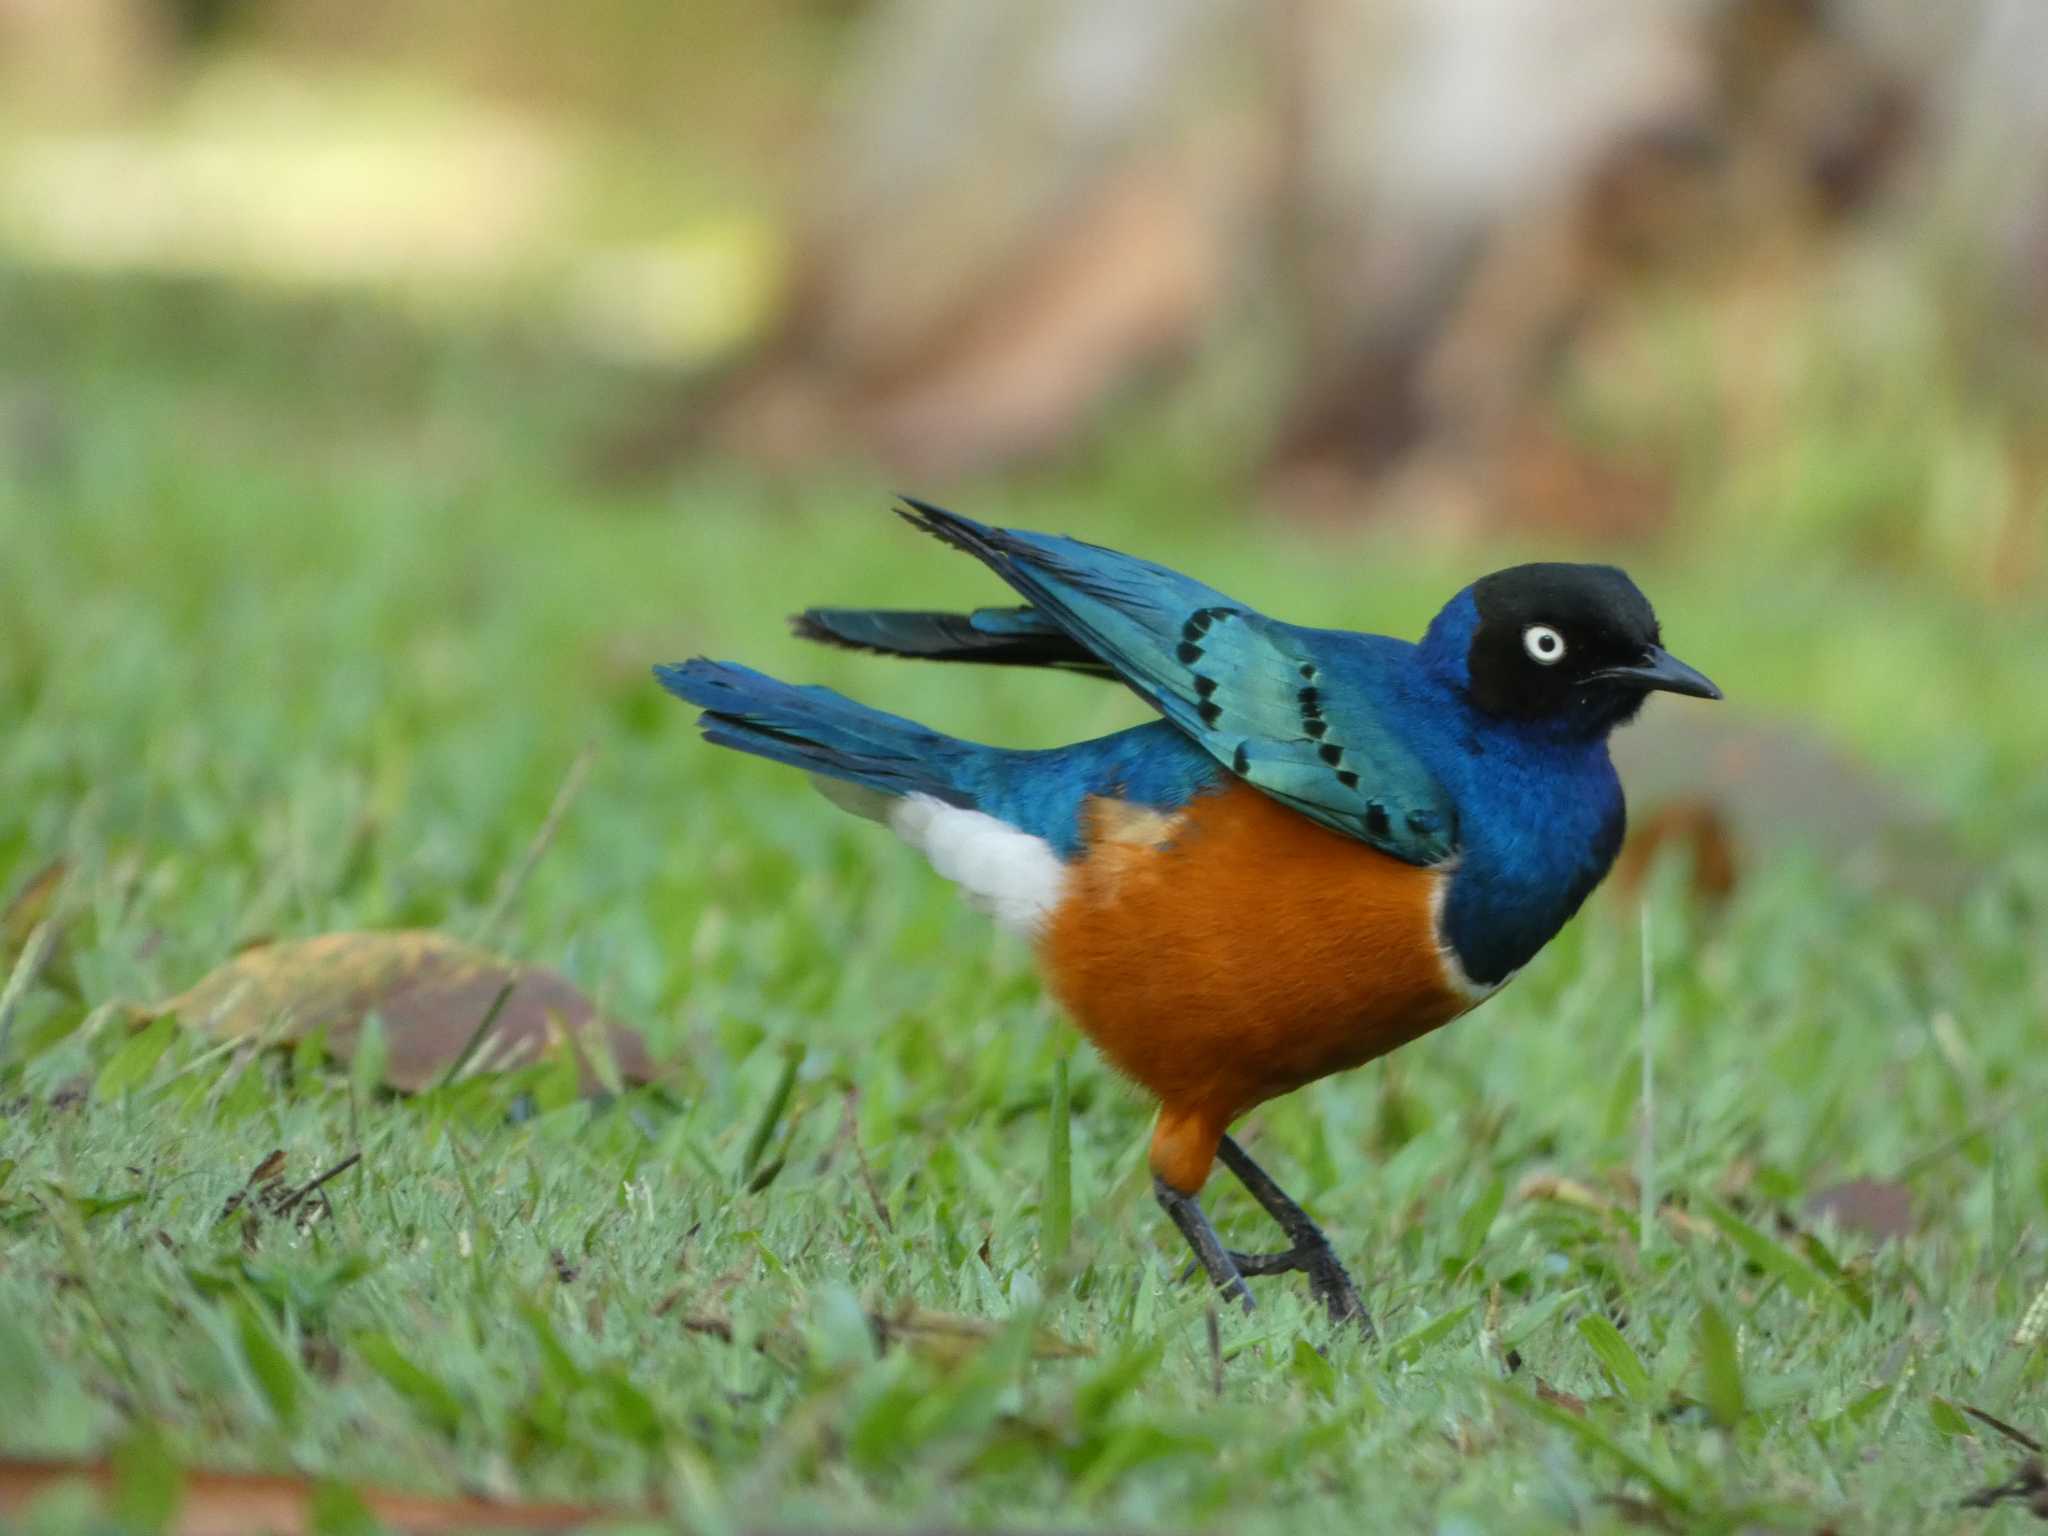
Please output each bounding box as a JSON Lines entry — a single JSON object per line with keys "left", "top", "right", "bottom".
{"left": 1043, "top": 1055, "right": 1072, "bottom": 1272}
{"left": 1695, "top": 1194, "right": 1850, "bottom": 1314}
{"left": 738, "top": 1045, "right": 801, "bottom": 1187}
{"left": 1579, "top": 1314, "right": 1652, "bottom": 1404}
{"left": 1696, "top": 1302, "right": 1745, "bottom": 1428}
{"left": 1496, "top": 1382, "right": 1694, "bottom": 1517}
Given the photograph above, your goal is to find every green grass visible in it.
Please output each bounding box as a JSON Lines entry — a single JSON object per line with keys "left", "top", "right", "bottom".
{"left": 4, "top": 270, "right": 2048, "bottom": 1533}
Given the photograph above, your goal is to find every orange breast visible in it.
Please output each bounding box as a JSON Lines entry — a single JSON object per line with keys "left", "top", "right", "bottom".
{"left": 1039, "top": 780, "right": 1477, "bottom": 1191}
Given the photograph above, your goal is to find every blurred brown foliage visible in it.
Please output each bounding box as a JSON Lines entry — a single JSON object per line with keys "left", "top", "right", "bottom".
{"left": 592, "top": 0, "right": 2041, "bottom": 549}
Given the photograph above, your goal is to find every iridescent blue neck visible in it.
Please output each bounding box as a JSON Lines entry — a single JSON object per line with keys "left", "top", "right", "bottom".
{"left": 1401, "top": 590, "right": 1631, "bottom": 983}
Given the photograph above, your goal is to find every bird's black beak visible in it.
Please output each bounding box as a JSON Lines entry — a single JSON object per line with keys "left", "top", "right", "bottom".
{"left": 1591, "top": 646, "right": 1722, "bottom": 700}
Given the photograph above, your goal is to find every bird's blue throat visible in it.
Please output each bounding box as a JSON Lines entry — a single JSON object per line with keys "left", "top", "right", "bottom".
{"left": 1408, "top": 590, "right": 1629, "bottom": 984}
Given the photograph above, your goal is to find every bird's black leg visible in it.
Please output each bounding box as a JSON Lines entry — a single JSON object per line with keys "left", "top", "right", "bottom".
{"left": 1154, "top": 1176, "right": 1254, "bottom": 1314}
{"left": 1215, "top": 1135, "right": 1373, "bottom": 1335}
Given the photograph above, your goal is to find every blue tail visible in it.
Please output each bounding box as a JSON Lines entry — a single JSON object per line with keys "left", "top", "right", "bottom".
{"left": 654, "top": 659, "right": 978, "bottom": 808}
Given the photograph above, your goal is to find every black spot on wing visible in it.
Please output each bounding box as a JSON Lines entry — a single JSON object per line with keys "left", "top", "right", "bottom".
{"left": 1364, "top": 800, "right": 1391, "bottom": 838}
{"left": 1335, "top": 769, "right": 1360, "bottom": 790}
{"left": 1299, "top": 686, "right": 1327, "bottom": 739}
{"left": 1317, "top": 743, "right": 1342, "bottom": 766}
{"left": 1177, "top": 609, "right": 1247, "bottom": 725}
{"left": 1232, "top": 742, "right": 1250, "bottom": 776}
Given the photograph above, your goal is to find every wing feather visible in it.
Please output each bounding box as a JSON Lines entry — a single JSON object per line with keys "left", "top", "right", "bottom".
{"left": 899, "top": 499, "right": 1457, "bottom": 865}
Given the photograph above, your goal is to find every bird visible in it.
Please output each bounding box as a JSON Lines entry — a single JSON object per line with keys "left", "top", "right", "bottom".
{"left": 656, "top": 499, "right": 1720, "bottom": 1331}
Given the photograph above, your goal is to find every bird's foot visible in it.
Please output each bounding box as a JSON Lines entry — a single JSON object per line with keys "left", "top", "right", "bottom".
{"left": 1211, "top": 1135, "right": 1374, "bottom": 1336}
{"left": 1301, "top": 1245, "right": 1372, "bottom": 1335}
{"left": 1223, "top": 1243, "right": 1373, "bottom": 1334}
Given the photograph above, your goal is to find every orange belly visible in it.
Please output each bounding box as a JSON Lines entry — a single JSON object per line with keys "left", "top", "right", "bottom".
{"left": 1039, "top": 780, "right": 1479, "bottom": 1192}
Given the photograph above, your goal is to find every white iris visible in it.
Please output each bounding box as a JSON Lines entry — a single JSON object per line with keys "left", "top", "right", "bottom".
{"left": 1523, "top": 624, "right": 1566, "bottom": 665}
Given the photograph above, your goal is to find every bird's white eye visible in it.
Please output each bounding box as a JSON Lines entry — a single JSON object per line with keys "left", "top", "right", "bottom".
{"left": 1523, "top": 624, "right": 1566, "bottom": 665}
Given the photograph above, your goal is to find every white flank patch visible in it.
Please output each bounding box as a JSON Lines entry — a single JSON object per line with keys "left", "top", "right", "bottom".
{"left": 884, "top": 793, "right": 1068, "bottom": 938}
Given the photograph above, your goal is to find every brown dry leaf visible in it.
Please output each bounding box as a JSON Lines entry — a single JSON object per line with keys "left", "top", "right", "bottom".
{"left": 669, "top": 1302, "right": 1091, "bottom": 1368}
{"left": 2, "top": 859, "right": 67, "bottom": 960}
{"left": 872, "top": 1302, "right": 1093, "bottom": 1364}
{"left": 217, "top": 1149, "right": 290, "bottom": 1224}
{"left": 1804, "top": 1178, "right": 1914, "bottom": 1244}
{"left": 1533, "top": 1377, "right": 1589, "bottom": 1417}
{"left": 0, "top": 1457, "right": 618, "bottom": 1535}
{"left": 1514, "top": 1173, "right": 1619, "bottom": 1214}
{"left": 1657, "top": 1204, "right": 1721, "bottom": 1243}
{"left": 146, "top": 930, "right": 656, "bottom": 1095}
{"left": 1612, "top": 799, "right": 1740, "bottom": 905}
{"left": 1515, "top": 1170, "right": 1719, "bottom": 1241}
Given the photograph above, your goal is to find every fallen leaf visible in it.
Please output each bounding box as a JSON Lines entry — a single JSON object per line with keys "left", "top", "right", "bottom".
{"left": 871, "top": 1302, "right": 1092, "bottom": 1363}
{"left": 0, "top": 1457, "right": 617, "bottom": 1536}
{"left": 146, "top": 931, "right": 656, "bottom": 1095}
{"left": 673, "top": 1311, "right": 735, "bottom": 1340}
{"left": 217, "top": 1149, "right": 289, "bottom": 1223}
{"left": 1514, "top": 1173, "right": 1619, "bottom": 1214}
{"left": 1514, "top": 1170, "right": 1749, "bottom": 1244}
{"left": 668, "top": 1301, "right": 1091, "bottom": 1366}
{"left": 1656, "top": 1204, "right": 1720, "bottom": 1243}
{"left": 1804, "top": 1178, "right": 1913, "bottom": 1244}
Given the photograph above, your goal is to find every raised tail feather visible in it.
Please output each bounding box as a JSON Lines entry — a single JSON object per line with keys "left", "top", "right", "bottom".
{"left": 792, "top": 606, "right": 1111, "bottom": 675}
{"left": 654, "top": 659, "right": 977, "bottom": 808}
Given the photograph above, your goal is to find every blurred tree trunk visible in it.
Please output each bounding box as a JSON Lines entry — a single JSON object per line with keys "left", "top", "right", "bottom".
{"left": 598, "top": 0, "right": 1744, "bottom": 503}
{"left": 600, "top": 0, "right": 1263, "bottom": 482}
{"left": 601, "top": 0, "right": 1935, "bottom": 548}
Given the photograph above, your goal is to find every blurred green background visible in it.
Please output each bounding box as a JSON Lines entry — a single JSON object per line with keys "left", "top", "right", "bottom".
{"left": 4, "top": 0, "right": 2045, "bottom": 789}
{"left": 4, "top": 3, "right": 2048, "bottom": 1531}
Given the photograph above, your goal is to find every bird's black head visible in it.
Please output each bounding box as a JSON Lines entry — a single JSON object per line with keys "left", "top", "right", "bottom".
{"left": 1461, "top": 562, "right": 1720, "bottom": 735}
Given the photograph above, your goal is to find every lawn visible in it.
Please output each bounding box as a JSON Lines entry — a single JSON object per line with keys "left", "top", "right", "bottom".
{"left": 3, "top": 270, "right": 2047, "bottom": 1533}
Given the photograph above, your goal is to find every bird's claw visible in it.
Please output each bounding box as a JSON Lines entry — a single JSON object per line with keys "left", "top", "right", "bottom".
{"left": 1302, "top": 1248, "right": 1372, "bottom": 1335}
{"left": 1178, "top": 1241, "right": 1373, "bottom": 1333}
